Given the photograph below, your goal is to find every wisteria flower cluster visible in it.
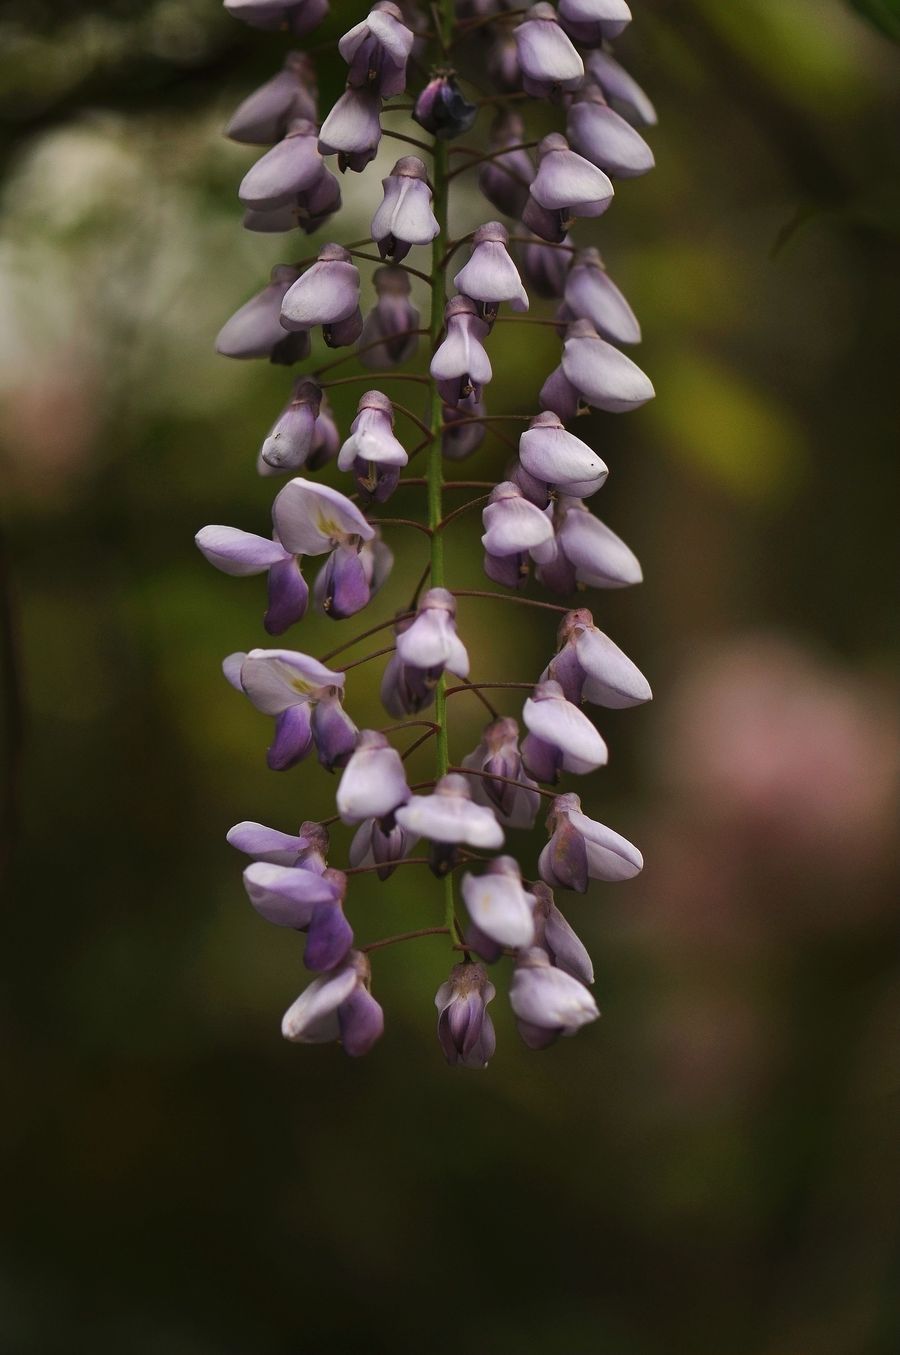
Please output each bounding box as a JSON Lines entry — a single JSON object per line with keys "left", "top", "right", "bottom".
{"left": 202, "top": 0, "right": 657, "bottom": 1065}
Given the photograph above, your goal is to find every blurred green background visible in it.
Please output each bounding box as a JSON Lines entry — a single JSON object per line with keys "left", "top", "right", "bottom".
{"left": 1, "top": 1, "right": 898, "bottom": 1352}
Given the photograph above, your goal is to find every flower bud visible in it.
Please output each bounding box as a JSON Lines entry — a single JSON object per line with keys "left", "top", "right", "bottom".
{"left": 338, "top": 390, "right": 408, "bottom": 477}
{"left": 371, "top": 156, "right": 439, "bottom": 263}
{"left": 563, "top": 247, "right": 640, "bottom": 346}
{"left": 567, "top": 82, "right": 655, "bottom": 179}
{"left": 462, "top": 856, "right": 536, "bottom": 949}
{"left": 481, "top": 481, "right": 553, "bottom": 587}
{"left": 349, "top": 815, "right": 417, "bottom": 880}
{"left": 537, "top": 496, "right": 643, "bottom": 592}
{"left": 561, "top": 318, "right": 654, "bottom": 413}
{"left": 281, "top": 242, "right": 362, "bottom": 336}
{"left": 395, "top": 773, "right": 504, "bottom": 850}
{"left": 359, "top": 266, "right": 420, "bottom": 368}
{"left": 522, "top": 678, "right": 608, "bottom": 778}
{"left": 313, "top": 534, "right": 391, "bottom": 620}
{"left": 260, "top": 379, "right": 323, "bottom": 471}
{"left": 510, "top": 946, "right": 599, "bottom": 1048}
{"left": 453, "top": 221, "right": 528, "bottom": 320}
{"left": 215, "top": 265, "right": 304, "bottom": 362}
{"left": 318, "top": 87, "right": 383, "bottom": 173}
{"left": 558, "top": 0, "right": 632, "bottom": 46}
{"left": 238, "top": 119, "right": 325, "bottom": 211}
{"left": 413, "top": 74, "right": 477, "bottom": 139}
{"left": 434, "top": 963, "right": 497, "bottom": 1068}
{"left": 587, "top": 49, "right": 657, "bottom": 127}
{"left": 337, "top": 729, "right": 410, "bottom": 824}
{"left": 525, "top": 133, "right": 614, "bottom": 242}
{"left": 518, "top": 411, "right": 608, "bottom": 497}
{"left": 224, "top": 52, "right": 318, "bottom": 144}
{"left": 429, "top": 295, "right": 492, "bottom": 407}
{"left": 542, "top": 607, "right": 651, "bottom": 708}
{"left": 531, "top": 881, "right": 594, "bottom": 984}
{"left": 281, "top": 950, "right": 384, "bottom": 1058}
{"left": 517, "top": 232, "right": 572, "bottom": 299}
{"left": 478, "top": 112, "right": 534, "bottom": 220}
{"left": 514, "top": 4, "right": 584, "bottom": 102}
{"left": 395, "top": 587, "right": 469, "bottom": 679}
{"left": 225, "top": 0, "right": 329, "bottom": 40}
{"left": 339, "top": 2, "right": 415, "bottom": 97}
{"left": 538, "top": 791, "right": 643, "bottom": 890}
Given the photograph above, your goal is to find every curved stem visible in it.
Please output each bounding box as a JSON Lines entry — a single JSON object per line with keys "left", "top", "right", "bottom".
{"left": 345, "top": 250, "right": 433, "bottom": 286}
{"left": 338, "top": 644, "right": 396, "bottom": 673}
{"left": 448, "top": 765, "right": 558, "bottom": 801}
{"left": 368, "top": 516, "right": 432, "bottom": 537}
{"left": 453, "top": 674, "right": 499, "bottom": 718}
{"left": 435, "top": 494, "right": 490, "bottom": 532}
{"left": 382, "top": 128, "right": 434, "bottom": 155}
{"left": 401, "top": 726, "right": 439, "bottom": 760}
{"left": 362, "top": 926, "right": 450, "bottom": 951}
{"left": 319, "top": 611, "right": 414, "bottom": 664}
{"left": 445, "top": 681, "right": 535, "bottom": 697}
{"left": 449, "top": 588, "right": 569, "bottom": 613}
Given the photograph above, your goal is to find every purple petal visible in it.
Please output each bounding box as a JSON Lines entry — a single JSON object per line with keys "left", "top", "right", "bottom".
{"left": 338, "top": 985, "right": 385, "bottom": 1056}
{"left": 304, "top": 896, "right": 354, "bottom": 971}
{"left": 195, "top": 525, "right": 289, "bottom": 576}
{"left": 243, "top": 860, "right": 338, "bottom": 928}
{"left": 267, "top": 702, "right": 314, "bottom": 771}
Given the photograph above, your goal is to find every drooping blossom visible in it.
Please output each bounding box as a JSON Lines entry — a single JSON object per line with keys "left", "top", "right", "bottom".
{"left": 272, "top": 477, "right": 374, "bottom": 555}
{"left": 260, "top": 379, "right": 323, "bottom": 471}
{"left": 242, "top": 167, "right": 342, "bottom": 236}
{"left": 227, "top": 818, "right": 329, "bottom": 870}
{"left": 224, "top": 51, "right": 318, "bottom": 144}
{"left": 523, "top": 133, "right": 614, "bottom": 242}
{"left": 481, "top": 480, "right": 554, "bottom": 588}
{"left": 243, "top": 862, "right": 353, "bottom": 971}
{"left": 509, "top": 946, "right": 599, "bottom": 1049}
{"left": 518, "top": 411, "right": 608, "bottom": 497}
{"left": 339, "top": 2, "right": 415, "bottom": 97}
{"left": 562, "top": 247, "right": 641, "bottom": 345}
{"left": 337, "top": 390, "right": 408, "bottom": 500}
{"left": 541, "top": 606, "right": 651, "bottom": 708}
{"left": 215, "top": 265, "right": 305, "bottom": 364}
{"left": 395, "top": 587, "right": 469, "bottom": 680}
{"left": 453, "top": 221, "right": 529, "bottom": 320}
{"left": 478, "top": 112, "right": 534, "bottom": 221}
{"left": 561, "top": 318, "right": 655, "bottom": 413}
{"left": 538, "top": 792, "right": 643, "bottom": 891}
{"left": 461, "top": 716, "right": 541, "bottom": 829}
{"left": 195, "top": 525, "right": 308, "bottom": 634}
{"left": 281, "top": 950, "right": 385, "bottom": 1056}
{"left": 225, "top": 647, "right": 351, "bottom": 770}
{"left": 587, "top": 48, "right": 657, "bottom": 126}
{"left": 349, "top": 816, "right": 417, "bottom": 880}
{"left": 435, "top": 963, "right": 497, "bottom": 1068}
{"left": 238, "top": 119, "right": 325, "bottom": 210}
{"left": 521, "top": 678, "right": 609, "bottom": 780}
{"left": 429, "top": 295, "right": 492, "bottom": 406}
{"left": 517, "top": 232, "right": 573, "bottom": 299}
{"left": 514, "top": 4, "right": 584, "bottom": 101}
{"left": 413, "top": 74, "right": 477, "bottom": 138}
{"left": 359, "top": 266, "right": 421, "bottom": 368}
{"left": 530, "top": 882, "right": 594, "bottom": 985}
{"left": 558, "top": 0, "right": 632, "bottom": 46}
{"left": 312, "top": 533, "right": 393, "bottom": 620}
{"left": 395, "top": 773, "right": 504, "bottom": 854}
{"left": 280, "top": 243, "right": 362, "bottom": 346}
{"left": 371, "top": 156, "right": 439, "bottom": 262}
{"left": 336, "top": 729, "right": 410, "bottom": 824}
{"left": 380, "top": 616, "right": 439, "bottom": 718}
{"left": 462, "top": 856, "right": 536, "bottom": 950}
{"left": 567, "top": 83, "right": 655, "bottom": 178}
{"left": 318, "top": 87, "right": 383, "bottom": 173}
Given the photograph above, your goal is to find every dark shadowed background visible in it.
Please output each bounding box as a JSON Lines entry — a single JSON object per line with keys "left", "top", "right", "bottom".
{"left": 2, "top": 1, "right": 899, "bottom": 1352}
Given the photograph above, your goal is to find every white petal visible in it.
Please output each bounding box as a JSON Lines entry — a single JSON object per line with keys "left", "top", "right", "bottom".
{"left": 462, "top": 872, "right": 535, "bottom": 948}
{"left": 567, "top": 809, "right": 643, "bottom": 880}
{"left": 395, "top": 794, "right": 503, "bottom": 848}
{"left": 523, "top": 695, "right": 608, "bottom": 773}
{"left": 281, "top": 966, "right": 358, "bottom": 1042}
{"left": 240, "top": 648, "right": 343, "bottom": 715}
{"left": 195, "top": 525, "right": 288, "bottom": 576}
{"left": 532, "top": 149, "right": 613, "bottom": 212}
{"left": 575, "top": 627, "right": 652, "bottom": 708}
{"left": 273, "top": 478, "right": 374, "bottom": 554}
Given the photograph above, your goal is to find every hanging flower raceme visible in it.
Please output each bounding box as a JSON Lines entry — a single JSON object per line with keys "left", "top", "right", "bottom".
{"left": 208, "top": 0, "right": 658, "bottom": 1063}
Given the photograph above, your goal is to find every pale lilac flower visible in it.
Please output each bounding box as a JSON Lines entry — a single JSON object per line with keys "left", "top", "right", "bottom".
{"left": 462, "top": 856, "right": 536, "bottom": 950}
{"left": 453, "top": 222, "right": 528, "bottom": 320}
{"left": 281, "top": 950, "right": 384, "bottom": 1056}
{"left": 478, "top": 112, "right": 534, "bottom": 221}
{"left": 561, "top": 318, "right": 654, "bottom": 413}
{"left": 349, "top": 816, "right": 417, "bottom": 880}
{"left": 530, "top": 881, "right": 594, "bottom": 984}
{"left": 518, "top": 411, "right": 608, "bottom": 497}
{"left": 514, "top": 4, "right": 584, "bottom": 101}
{"left": 558, "top": 0, "right": 631, "bottom": 45}
{"left": 224, "top": 51, "right": 318, "bottom": 144}
{"left": 227, "top": 818, "right": 329, "bottom": 869}
{"left": 380, "top": 617, "right": 439, "bottom": 717}
{"left": 215, "top": 265, "right": 305, "bottom": 364}
{"left": 339, "top": 2, "right": 415, "bottom": 97}
{"left": 482, "top": 480, "right": 554, "bottom": 557}
{"left": 567, "top": 83, "right": 655, "bottom": 178}
{"left": 522, "top": 678, "right": 608, "bottom": 780}
{"left": 395, "top": 587, "right": 469, "bottom": 679}
{"left": 306, "top": 396, "right": 340, "bottom": 469}
{"left": 313, "top": 533, "right": 393, "bottom": 620}
{"left": 371, "top": 156, "right": 439, "bottom": 263}
{"left": 517, "top": 232, "right": 572, "bottom": 299}
{"left": 243, "top": 863, "right": 353, "bottom": 972}
{"left": 441, "top": 394, "right": 486, "bottom": 461}
{"left": 359, "top": 266, "right": 420, "bottom": 368}
{"left": 461, "top": 716, "right": 541, "bottom": 829}
{"left": 260, "top": 379, "right": 323, "bottom": 471}
{"left": 228, "top": 647, "right": 346, "bottom": 770}
{"left": 429, "top": 295, "right": 492, "bottom": 407}
{"left": 238, "top": 119, "right": 325, "bottom": 210}
{"left": 541, "top": 606, "right": 651, "bottom": 708}
{"left": 563, "top": 247, "right": 640, "bottom": 345}
{"left": 587, "top": 48, "right": 657, "bottom": 127}
{"left": 434, "top": 962, "right": 497, "bottom": 1068}
{"left": 524, "top": 133, "right": 614, "bottom": 242}
{"left": 396, "top": 772, "right": 504, "bottom": 851}
{"left": 273, "top": 477, "right": 374, "bottom": 555}
{"left": 195, "top": 525, "right": 308, "bottom": 634}
{"left": 510, "top": 946, "right": 599, "bottom": 1048}
{"left": 413, "top": 74, "right": 477, "bottom": 138}
{"left": 224, "top": 0, "right": 329, "bottom": 39}
{"left": 336, "top": 729, "right": 410, "bottom": 824}
{"left": 535, "top": 496, "right": 643, "bottom": 592}
{"left": 242, "top": 165, "right": 341, "bottom": 235}
{"left": 538, "top": 791, "right": 643, "bottom": 890}
{"left": 318, "top": 87, "right": 382, "bottom": 173}
{"left": 280, "top": 243, "right": 362, "bottom": 344}
{"left": 338, "top": 390, "right": 408, "bottom": 474}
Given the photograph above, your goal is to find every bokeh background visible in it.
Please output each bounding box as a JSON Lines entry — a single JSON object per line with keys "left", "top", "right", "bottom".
{"left": 2, "top": 1, "right": 898, "bottom": 1352}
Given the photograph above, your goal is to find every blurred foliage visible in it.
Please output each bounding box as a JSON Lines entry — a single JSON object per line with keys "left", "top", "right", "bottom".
{"left": 849, "top": 0, "right": 900, "bottom": 41}
{"left": 1, "top": 2, "right": 898, "bottom": 1354}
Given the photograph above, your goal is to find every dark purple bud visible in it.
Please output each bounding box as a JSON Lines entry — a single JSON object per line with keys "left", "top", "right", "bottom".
{"left": 349, "top": 815, "right": 416, "bottom": 880}
{"left": 224, "top": 0, "right": 329, "bottom": 40}
{"left": 315, "top": 542, "right": 372, "bottom": 620}
{"left": 434, "top": 962, "right": 497, "bottom": 1068}
{"left": 478, "top": 112, "right": 534, "bottom": 220}
{"left": 441, "top": 395, "right": 486, "bottom": 461}
{"left": 371, "top": 156, "right": 439, "bottom": 262}
{"left": 304, "top": 874, "right": 354, "bottom": 971}
{"left": 413, "top": 74, "right": 477, "bottom": 140}
{"left": 264, "top": 554, "right": 309, "bottom": 634}
{"left": 215, "top": 264, "right": 303, "bottom": 361}
{"left": 514, "top": 3, "right": 584, "bottom": 101}
{"left": 359, "top": 266, "right": 420, "bottom": 368}
{"left": 339, "top": 2, "right": 415, "bottom": 97}
{"left": 310, "top": 693, "right": 358, "bottom": 771}
{"left": 318, "top": 87, "right": 382, "bottom": 173}
{"left": 567, "top": 83, "right": 655, "bottom": 178}
{"left": 238, "top": 119, "right": 325, "bottom": 211}
{"left": 260, "top": 379, "right": 323, "bottom": 471}
{"left": 587, "top": 48, "right": 657, "bottom": 128}
{"left": 563, "top": 246, "right": 640, "bottom": 345}
{"left": 562, "top": 317, "right": 654, "bottom": 413}
{"left": 338, "top": 980, "right": 385, "bottom": 1056}
{"left": 268, "top": 701, "right": 314, "bottom": 771}
{"left": 517, "top": 232, "right": 572, "bottom": 299}
{"left": 225, "top": 52, "right": 318, "bottom": 145}
{"left": 429, "top": 295, "right": 492, "bottom": 407}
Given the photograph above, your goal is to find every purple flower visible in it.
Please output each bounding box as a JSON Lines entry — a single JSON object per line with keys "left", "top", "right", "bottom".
{"left": 518, "top": 411, "right": 608, "bottom": 497}
{"left": 567, "top": 84, "right": 655, "bottom": 178}
{"left": 524, "top": 133, "right": 614, "bottom": 242}
{"left": 522, "top": 678, "right": 609, "bottom": 779}
{"left": 536, "top": 496, "right": 643, "bottom": 592}
{"left": 281, "top": 950, "right": 384, "bottom": 1056}
{"left": 227, "top": 817, "right": 329, "bottom": 870}
{"left": 242, "top": 862, "right": 353, "bottom": 972}
{"left": 429, "top": 295, "right": 492, "bottom": 407}
{"left": 280, "top": 243, "right": 362, "bottom": 345}
{"left": 313, "top": 533, "right": 393, "bottom": 620}
{"left": 513, "top": 4, "right": 584, "bottom": 101}
{"left": 241, "top": 166, "right": 342, "bottom": 236}
{"left": 561, "top": 318, "right": 654, "bottom": 413}
{"left": 541, "top": 606, "right": 651, "bottom": 708}
{"left": 224, "top": 51, "right": 318, "bottom": 144}
{"left": 538, "top": 791, "right": 643, "bottom": 890}
{"left": 395, "top": 586, "right": 469, "bottom": 679}
{"left": 563, "top": 247, "right": 640, "bottom": 345}
{"left": 481, "top": 480, "right": 553, "bottom": 588}
{"left": 224, "top": 0, "right": 329, "bottom": 40}
{"left": 441, "top": 394, "right": 487, "bottom": 462}
{"left": 349, "top": 815, "right": 417, "bottom": 880}
{"left": 517, "top": 232, "right": 572, "bottom": 299}
{"left": 195, "top": 525, "right": 309, "bottom": 634}
{"left": 238, "top": 119, "right": 325, "bottom": 210}
{"left": 338, "top": 390, "right": 408, "bottom": 476}
{"left": 318, "top": 87, "right": 382, "bottom": 173}
{"left": 434, "top": 962, "right": 497, "bottom": 1068}
{"left": 530, "top": 881, "right": 594, "bottom": 984}
{"left": 587, "top": 48, "right": 658, "bottom": 127}
{"left": 227, "top": 647, "right": 346, "bottom": 770}
{"left": 339, "top": 2, "right": 415, "bottom": 97}
{"left": 380, "top": 617, "right": 439, "bottom": 717}
{"left": 510, "top": 946, "right": 599, "bottom": 1048}
{"left": 359, "top": 266, "right": 420, "bottom": 368}
{"left": 260, "top": 379, "right": 323, "bottom": 471}
{"left": 215, "top": 265, "right": 305, "bottom": 363}
{"left": 478, "top": 112, "right": 534, "bottom": 221}
{"left": 461, "top": 716, "right": 541, "bottom": 829}
{"left": 395, "top": 772, "right": 504, "bottom": 850}
{"left": 558, "top": 0, "right": 632, "bottom": 46}
{"left": 310, "top": 691, "right": 359, "bottom": 770}
{"left": 413, "top": 74, "right": 477, "bottom": 139}
{"left": 462, "top": 856, "right": 536, "bottom": 950}
{"left": 370, "top": 155, "right": 439, "bottom": 263}
{"left": 273, "top": 477, "right": 374, "bottom": 555}
{"left": 336, "top": 729, "right": 410, "bottom": 824}
{"left": 453, "top": 222, "right": 528, "bottom": 320}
